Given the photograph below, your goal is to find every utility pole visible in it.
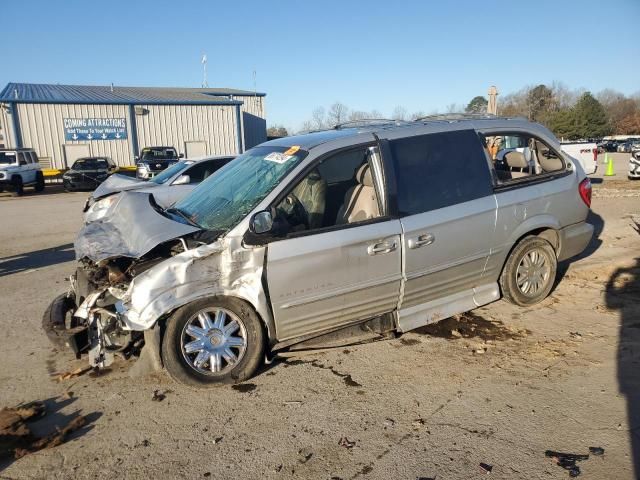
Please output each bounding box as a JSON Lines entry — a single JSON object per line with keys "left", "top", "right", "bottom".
{"left": 487, "top": 85, "right": 499, "bottom": 115}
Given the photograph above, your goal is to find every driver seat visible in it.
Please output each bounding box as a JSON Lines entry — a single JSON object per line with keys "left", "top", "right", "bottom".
{"left": 337, "top": 163, "right": 380, "bottom": 224}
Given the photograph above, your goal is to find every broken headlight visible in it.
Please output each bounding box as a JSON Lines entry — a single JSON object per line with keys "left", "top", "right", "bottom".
{"left": 84, "top": 195, "right": 119, "bottom": 223}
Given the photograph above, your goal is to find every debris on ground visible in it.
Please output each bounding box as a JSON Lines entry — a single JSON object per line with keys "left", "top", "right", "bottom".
{"left": 415, "top": 312, "right": 529, "bottom": 342}
{"left": 479, "top": 462, "right": 493, "bottom": 473}
{"left": 545, "top": 449, "right": 590, "bottom": 477}
{"left": 151, "top": 389, "right": 168, "bottom": 402}
{"left": 338, "top": 436, "right": 356, "bottom": 449}
{"left": 412, "top": 418, "right": 426, "bottom": 429}
{"left": 0, "top": 400, "right": 85, "bottom": 460}
{"left": 588, "top": 446, "right": 605, "bottom": 456}
{"left": 231, "top": 383, "right": 257, "bottom": 393}
{"left": 297, "top": 447, "right": 313, "bottom": 464}
{"left": 52, "top": 366, "right": 93, "bottom": 382}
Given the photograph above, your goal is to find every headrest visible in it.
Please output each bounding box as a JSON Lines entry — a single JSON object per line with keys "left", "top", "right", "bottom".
{"left": 307, "top": 168, "right": 322, "bottom": 182}
{"left": 355, "top": 163, "right": 373, "bottom": 186}
{"left": 504, "top": 150, "right": 528, "bottom": 169}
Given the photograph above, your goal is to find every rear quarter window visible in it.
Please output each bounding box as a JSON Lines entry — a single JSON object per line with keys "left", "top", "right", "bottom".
{"left": 389, "top": 129, "right": 493, "bottom": 216}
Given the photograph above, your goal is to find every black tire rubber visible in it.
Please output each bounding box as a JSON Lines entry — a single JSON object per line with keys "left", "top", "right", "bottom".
{"left": 161, "top": 296, "right": 265, "bottom": 387}
{"left": 42, "top": 292, "right": 77, "bottom": 348}
{"left": 11, "top": 176, "right": 23, "bottom": 197}
{"left": 499, "top": 235, "right": 557, "bottom": 307}
{"left": 34, "top": 171, "right": 45, "bottom": 192}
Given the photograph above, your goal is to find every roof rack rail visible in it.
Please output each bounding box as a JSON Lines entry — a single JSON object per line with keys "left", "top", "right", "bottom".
{"left": 332, "top": 118, "right": 411, "bottom": 129}
{"left": 414, "top": 113, "right": 502, "bottom": 122}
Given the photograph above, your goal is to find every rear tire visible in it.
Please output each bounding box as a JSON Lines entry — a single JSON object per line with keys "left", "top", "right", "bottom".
{"left": 35, "top": 172, "right": 45, "bottom": 192}
{"left": 500, "top": 236, "right": 557, "bottom": 306}
{"left": 11, "top": 176, "right": 23, "bottom": 197}
{"left": 161, "top": 296, "right": 265, "bottom": 387}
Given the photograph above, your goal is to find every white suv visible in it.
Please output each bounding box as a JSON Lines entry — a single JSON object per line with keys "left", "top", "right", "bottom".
{"left": 0, "top": 148, "right": 45, "bottom": 196}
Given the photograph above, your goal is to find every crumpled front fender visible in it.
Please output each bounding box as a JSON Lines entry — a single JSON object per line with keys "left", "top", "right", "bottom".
{"left": 118, "top": 236, "right": 274, "bottom": 340}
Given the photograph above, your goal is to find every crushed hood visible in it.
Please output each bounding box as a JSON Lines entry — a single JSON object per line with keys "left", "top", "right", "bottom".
{"left": 92, "top": 173, "right": 154, "bottom": 200}
{"left": 75, "top": 191, "right": 200, "bottom": 262}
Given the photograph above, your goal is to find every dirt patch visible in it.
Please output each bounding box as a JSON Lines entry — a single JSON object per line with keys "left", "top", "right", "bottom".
{"left": 232, "top": 383, "right": 257, "bottom": 393}
{"left": 0, "top": 399, "right": 87, "bottom": 460}
{"left": 413, "top": 312, "right": 529, "bottom": 342}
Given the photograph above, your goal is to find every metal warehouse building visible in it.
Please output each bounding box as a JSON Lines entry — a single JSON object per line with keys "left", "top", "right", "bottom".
{"left": 0, "top": 83, "right": 266, "bottom": 170}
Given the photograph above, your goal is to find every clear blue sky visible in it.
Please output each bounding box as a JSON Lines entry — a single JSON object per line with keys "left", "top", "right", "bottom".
{"left": 3, "top": 0, "right": 639, "bottom": 131}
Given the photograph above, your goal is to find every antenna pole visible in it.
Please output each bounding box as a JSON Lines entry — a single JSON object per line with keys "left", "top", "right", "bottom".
{"left": 202, "top": 53, "right": 208, "bottom": 88}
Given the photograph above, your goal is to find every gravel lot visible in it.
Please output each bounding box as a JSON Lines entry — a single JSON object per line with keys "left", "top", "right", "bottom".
{"left": 0, "top": 154, "right": 638, "bottom": 479}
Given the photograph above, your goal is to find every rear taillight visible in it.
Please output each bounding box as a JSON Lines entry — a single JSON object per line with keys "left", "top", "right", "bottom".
{"left": 579, "top": 178, "right": 592, "bottom": 207}
{"left": 592, "top": 148, "right": 597, "bottom": 162}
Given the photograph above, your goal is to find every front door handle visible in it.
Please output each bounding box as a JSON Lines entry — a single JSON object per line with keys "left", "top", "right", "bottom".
{"left": 408, "top": 233, "right": 435, "bottom": 249}
{"left": 368, "top": 241, "right": 397, "bottom": 256}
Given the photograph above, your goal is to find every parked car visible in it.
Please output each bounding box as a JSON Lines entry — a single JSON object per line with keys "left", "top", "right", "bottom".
{"left": 0, "top": 148, "right": 44, "bottom": 196}
{"left": 45, "top": 117, "right": 593, "bottom": 387}
{"left": 629, "top": 147, "right": 640, "bottom": 180}
{"left": 62, "top": 157, "right": 117, "bottom": 191}
{"left": 617, "top": 142, "right": 633, "bottom": 153}
{"left": 83, "top": 155, "right": 235, "bottom": 222}
{"left": 136, "top": 146, "right": 183, "bottom": 180}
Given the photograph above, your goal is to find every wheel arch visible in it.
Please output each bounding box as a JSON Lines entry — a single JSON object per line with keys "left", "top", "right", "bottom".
{"left": 136, "top": 289, "right": 276, "bottom": 358}
{"left": 497, "top": 216, "right": 561, "bottom": 280}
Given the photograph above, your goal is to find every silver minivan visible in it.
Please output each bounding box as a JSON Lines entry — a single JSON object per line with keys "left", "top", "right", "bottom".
{"left": 45, "top": 117, "right": 593, "bottom": 387}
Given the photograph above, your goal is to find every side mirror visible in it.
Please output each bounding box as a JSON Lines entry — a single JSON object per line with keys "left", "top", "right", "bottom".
{"left": 134, "top": 156, "right": 139, "bottom": 162}
{"left": 172, "top": 174, "right": 190, "bottom": 185}
{"left": 250, "top": 210, "right": 273, "bottom": 234}
{"left": 179, "top": 153, "right": 184, "bottom": 158}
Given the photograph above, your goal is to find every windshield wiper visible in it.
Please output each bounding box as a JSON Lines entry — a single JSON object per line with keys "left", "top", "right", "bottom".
{"left": 165, "top": 207, "right": 201, "bottom": 228}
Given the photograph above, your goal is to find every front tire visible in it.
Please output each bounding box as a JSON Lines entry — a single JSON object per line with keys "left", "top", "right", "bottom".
{"left": 161, "top": 297, "right": 265, "bottom": 387}
{"left": 11, "top": 176, "right": 23, "bottom": 197}
{"left": 500, "top": 236, "right": 557, "bottom": 306}
{"left": 35, "top": 172, "right": 45, "bottom": 192}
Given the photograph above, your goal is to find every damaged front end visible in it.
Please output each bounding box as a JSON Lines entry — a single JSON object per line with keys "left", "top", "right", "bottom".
{"left": 44, "top": 191, "right": 216, "bottom": 369}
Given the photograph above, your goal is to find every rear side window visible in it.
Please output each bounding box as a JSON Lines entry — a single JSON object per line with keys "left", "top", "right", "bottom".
{"left": 389, "top": 129, "right": 493, "bottom": 216}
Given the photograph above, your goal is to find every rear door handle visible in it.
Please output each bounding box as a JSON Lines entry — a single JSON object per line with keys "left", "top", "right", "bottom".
{"left": 368, "top": 241, "right": 397, "bottom": 256}
{"left": 408, "top": 233, "right": 435, "bottom": 249}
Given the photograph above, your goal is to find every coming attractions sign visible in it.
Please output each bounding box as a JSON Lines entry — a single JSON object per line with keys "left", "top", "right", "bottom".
{"left": 63, "top": 118, "right": 128, "bottom": 141}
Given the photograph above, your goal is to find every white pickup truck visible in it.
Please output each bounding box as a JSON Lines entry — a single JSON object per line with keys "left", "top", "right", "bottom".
{"left": 560, "top": 142, "right": 598, "bottom": 175}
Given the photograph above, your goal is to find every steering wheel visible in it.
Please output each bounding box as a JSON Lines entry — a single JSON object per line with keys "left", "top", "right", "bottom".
{"left": 279, "top": 192, "right": 309, "bottom": 230}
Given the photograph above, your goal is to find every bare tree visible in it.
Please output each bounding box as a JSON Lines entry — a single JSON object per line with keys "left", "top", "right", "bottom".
{"left": 327, "top": 102, "right": 349, "bottom": 127}
{"left": 311, "top": 107, "right": 326, "bottom": 130}
{"left": 410, "top": 111, "right": 426, "bottom": 120}
{"left": 445, "top": 103, "right": 462, "bottom": 113}
{"left": 391, "top": 106, "right": 408, "bottom": 121}
{"left": 348, "top": 110, "right": 369, "bottom": 121}
{"left": 300, "top": 120, "right": 314, "bottom": 132}
{"left": 551, "top": 81, "right": 578, "bottom": 110}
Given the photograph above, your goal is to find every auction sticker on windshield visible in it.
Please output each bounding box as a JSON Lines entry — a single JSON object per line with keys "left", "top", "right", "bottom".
{"left": 264, "top": 152, "right": 293, "bottom": 164}
{"left": 264, "top": 146, "right": 301, "bottom": 164}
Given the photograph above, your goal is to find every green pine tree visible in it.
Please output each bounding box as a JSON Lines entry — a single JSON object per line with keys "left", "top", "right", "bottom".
{"left": 573, "top": 92, "right": 611, "bottom": 139}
